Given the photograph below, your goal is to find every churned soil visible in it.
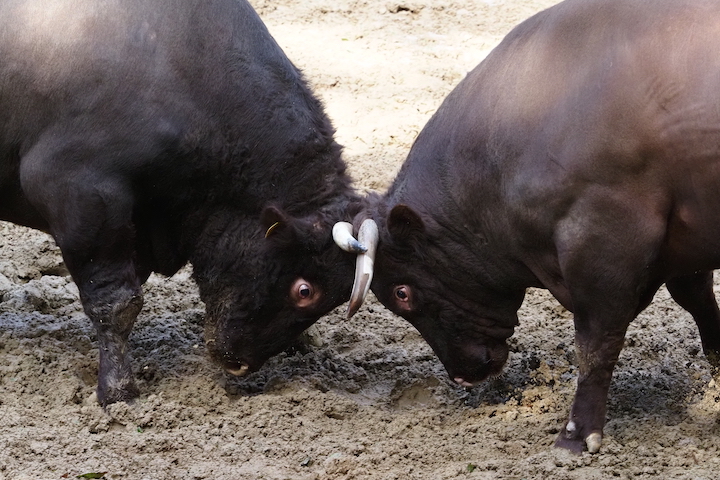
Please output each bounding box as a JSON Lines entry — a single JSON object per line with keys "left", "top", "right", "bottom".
{"left": 1, "top": 1, "right": 718, "bottom": 478}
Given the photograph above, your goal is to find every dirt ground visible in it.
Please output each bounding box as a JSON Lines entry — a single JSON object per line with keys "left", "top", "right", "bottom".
{"left": 2, "top": 0, "right": 720, "bottom": 478}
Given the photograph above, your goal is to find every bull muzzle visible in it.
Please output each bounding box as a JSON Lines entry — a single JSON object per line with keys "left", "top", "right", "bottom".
{"left": 332, "top": 219, "right": 379, "bottom": 318}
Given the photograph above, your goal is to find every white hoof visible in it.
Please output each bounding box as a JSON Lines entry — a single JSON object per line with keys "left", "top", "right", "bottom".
{"left": 585, "top": 432, "right": 602, "bottom": 453}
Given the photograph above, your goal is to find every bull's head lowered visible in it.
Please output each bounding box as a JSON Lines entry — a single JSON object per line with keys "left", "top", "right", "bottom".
{"left": 345, "top": 203, "right": 525, "bottom": 389}
{"left": 193, "top": 204, "right": 379, "bottom": 377}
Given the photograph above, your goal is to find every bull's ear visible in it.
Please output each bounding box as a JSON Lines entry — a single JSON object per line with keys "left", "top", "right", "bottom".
{"left": 261, "top": 206, "right": 291, "bottom": 239}
{"left": 387, "top": 204, "right": 425, "bottom": 242}
{"left": 261, "top": 205, "right": 321, "bottom": 251}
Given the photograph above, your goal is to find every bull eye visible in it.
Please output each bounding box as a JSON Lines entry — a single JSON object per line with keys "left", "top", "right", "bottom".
{"left": 291, "top": 278, "right": 319, "bottom": 308}
{"left": 393, "top": 285, "right": 412, "bottom": 311}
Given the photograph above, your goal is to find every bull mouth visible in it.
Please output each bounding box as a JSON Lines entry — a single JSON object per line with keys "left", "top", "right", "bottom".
{"left": 206, "top": 340, "right": 256, "bottom": 377}
{"left": 224, "top": 363, "right": 250, "bottom": 376}
{"left": 446, "top": 364, "right": 496, "bottom": 387}
{"left": 441, "top": 341, "right": 509, "bottom": 387}
{"left": 454, "top": 377, "right": 478, "bottom": 388}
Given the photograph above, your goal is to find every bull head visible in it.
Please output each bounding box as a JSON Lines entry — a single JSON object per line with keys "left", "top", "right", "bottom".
{"left": 332, "top": 219, "right": 379, "bottom": 317}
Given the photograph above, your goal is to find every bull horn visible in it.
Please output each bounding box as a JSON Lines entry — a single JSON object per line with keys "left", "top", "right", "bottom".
{"left": 347, "top": 219, "right": 379, "bottom": 319}
{"left": 332, "top": 221, "right": 367, "bottom": 253}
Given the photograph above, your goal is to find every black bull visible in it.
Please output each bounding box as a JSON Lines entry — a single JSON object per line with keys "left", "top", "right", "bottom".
{"left": 0, "top": 0, "right": 373, "bottom": 406}
{"left": 349, "top": 0, "right": 720, "bottom": 454}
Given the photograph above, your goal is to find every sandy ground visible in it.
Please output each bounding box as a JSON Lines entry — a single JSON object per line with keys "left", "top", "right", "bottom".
{"left": 2, "top": 0, "right": 720, "bottom": 478}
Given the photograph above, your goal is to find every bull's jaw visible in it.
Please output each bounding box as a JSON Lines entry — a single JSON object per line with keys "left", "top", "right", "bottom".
{"left": 202, "top": 300, "right": 324, "bottom": 378}
{"left": 454, "top": 377, "right": 477, "bottom": 388}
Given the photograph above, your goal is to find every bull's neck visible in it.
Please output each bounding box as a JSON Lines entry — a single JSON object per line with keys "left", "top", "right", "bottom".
{"left": 178, "top": 141, "right": 358, "bottom": 273}
{"left": 380, "top": 164, "right": 537, "bottom": 296}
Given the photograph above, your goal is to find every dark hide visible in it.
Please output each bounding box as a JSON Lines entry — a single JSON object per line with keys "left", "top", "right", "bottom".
{"left": 0, "top": 0, "right": 359, "bottom": 405}
{"left": 367, "top": 0, "right": 720, "bottom": 453}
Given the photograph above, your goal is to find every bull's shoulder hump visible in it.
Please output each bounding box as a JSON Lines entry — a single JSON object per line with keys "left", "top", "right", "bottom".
{"left": 0, "top": 0, "right": 276, "bottom": 80}
{"left": 436, "top": 0, "right": 720, "bottom": 153}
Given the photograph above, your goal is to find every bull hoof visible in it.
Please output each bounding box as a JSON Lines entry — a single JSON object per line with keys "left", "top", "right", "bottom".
{"left": 554, "top": 423, "right": 603, "bottom": 454}
{"left": 585, "top": 432, "right": 603, "bottom": 453}
{"left": 554, "top": 434, "right": 585, "bottom": 454}
{"left": 97, "top": 381, "right": 140, "bottom": 407}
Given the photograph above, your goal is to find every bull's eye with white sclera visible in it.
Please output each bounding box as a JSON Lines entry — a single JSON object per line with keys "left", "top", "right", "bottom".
{"left": 393, "top": 285, "right": 412, "bottom": 311}
{"left": 395, "top": 286, "right": 409, "bottom": 301}
{"left": 290, "top": 278, "right": 318, "bottom": 308}
{"left": 298, "top": 284, "right": 311, "bottom": 298}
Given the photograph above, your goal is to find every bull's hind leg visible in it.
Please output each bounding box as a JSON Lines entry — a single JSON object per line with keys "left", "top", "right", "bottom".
{"left": 20, "top": 132, "right": 144, "bottom": 405}
{"left": 667, "top": 272, "right": 720, "bottom": 371}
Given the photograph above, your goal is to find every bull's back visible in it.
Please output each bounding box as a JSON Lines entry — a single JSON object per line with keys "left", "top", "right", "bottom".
{"left": 445, "top": 0, "right": 720, "bottom": 165}
{"left": 0, "top": 0, "right": 302, "bottom": 229}
{"left": 0, "top": 0, "right": 282, "bottom": 139}
{"left": 403, "top": 0, "right": 720, "bottom": 270}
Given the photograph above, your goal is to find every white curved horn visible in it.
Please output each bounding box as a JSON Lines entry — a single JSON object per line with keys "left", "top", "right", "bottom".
{"left": 332, "top": 221, "right": 367, "bottom": 253}
{"left": 347, "top": 219, "right": 379, "bottom": 318}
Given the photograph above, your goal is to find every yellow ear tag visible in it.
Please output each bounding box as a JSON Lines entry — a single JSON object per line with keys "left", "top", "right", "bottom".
{"left": 265, "top": 221, "right": 281, "bottom": 238}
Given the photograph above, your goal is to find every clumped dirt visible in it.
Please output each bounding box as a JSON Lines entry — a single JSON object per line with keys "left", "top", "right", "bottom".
{"left": 1, "top": 1, "right": 719, "bottom": 479}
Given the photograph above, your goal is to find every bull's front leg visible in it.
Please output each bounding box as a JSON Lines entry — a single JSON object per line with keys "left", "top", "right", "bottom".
{"left": 552, "top": 272, "right": 643, "bottom": 454}
{"left": 65, "top": 233, "right": 145, "bottom": 405}
{"left": 554, "top": 323, "right": 629, "bottom": 453}
{"left": 81, "top": 280, "right": 144, "bottom": 406}
{"left": 552, "top": 194, "right": 666, "bottom": 453}
{"left": 19, "top": 132, "right": 146, "bottom": 405}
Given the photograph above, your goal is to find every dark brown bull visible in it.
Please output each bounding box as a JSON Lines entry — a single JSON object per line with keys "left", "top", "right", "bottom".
{"left": 348, "top": 0, "right": 720, "bottom": 453}
{"left": 0, "top": 0, "right": 370, "bottom": 405}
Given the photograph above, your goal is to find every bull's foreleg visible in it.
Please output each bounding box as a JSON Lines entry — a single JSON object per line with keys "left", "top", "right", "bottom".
{"left": 19, "top": 133, "right": 145, "bottom": 405}
{"left": 667, "top": 272, "right": 720, "bottom": 371}
{"left": 53, "top": 235, "right": 144, "bottom": 406}
{"left": 552, "top": 193, "right": 666, "bottom": 453}
{"left": 554, "top": 318, "right": 630, "bottom": 453}
{"left": 55, "top": 233, "right": 144, "bottom": 406}
{"left": 59, "top": 225, "right": 145, "bottom": 406}
{"left": 81, "top": 275, "right": 144, "bottom": 406}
